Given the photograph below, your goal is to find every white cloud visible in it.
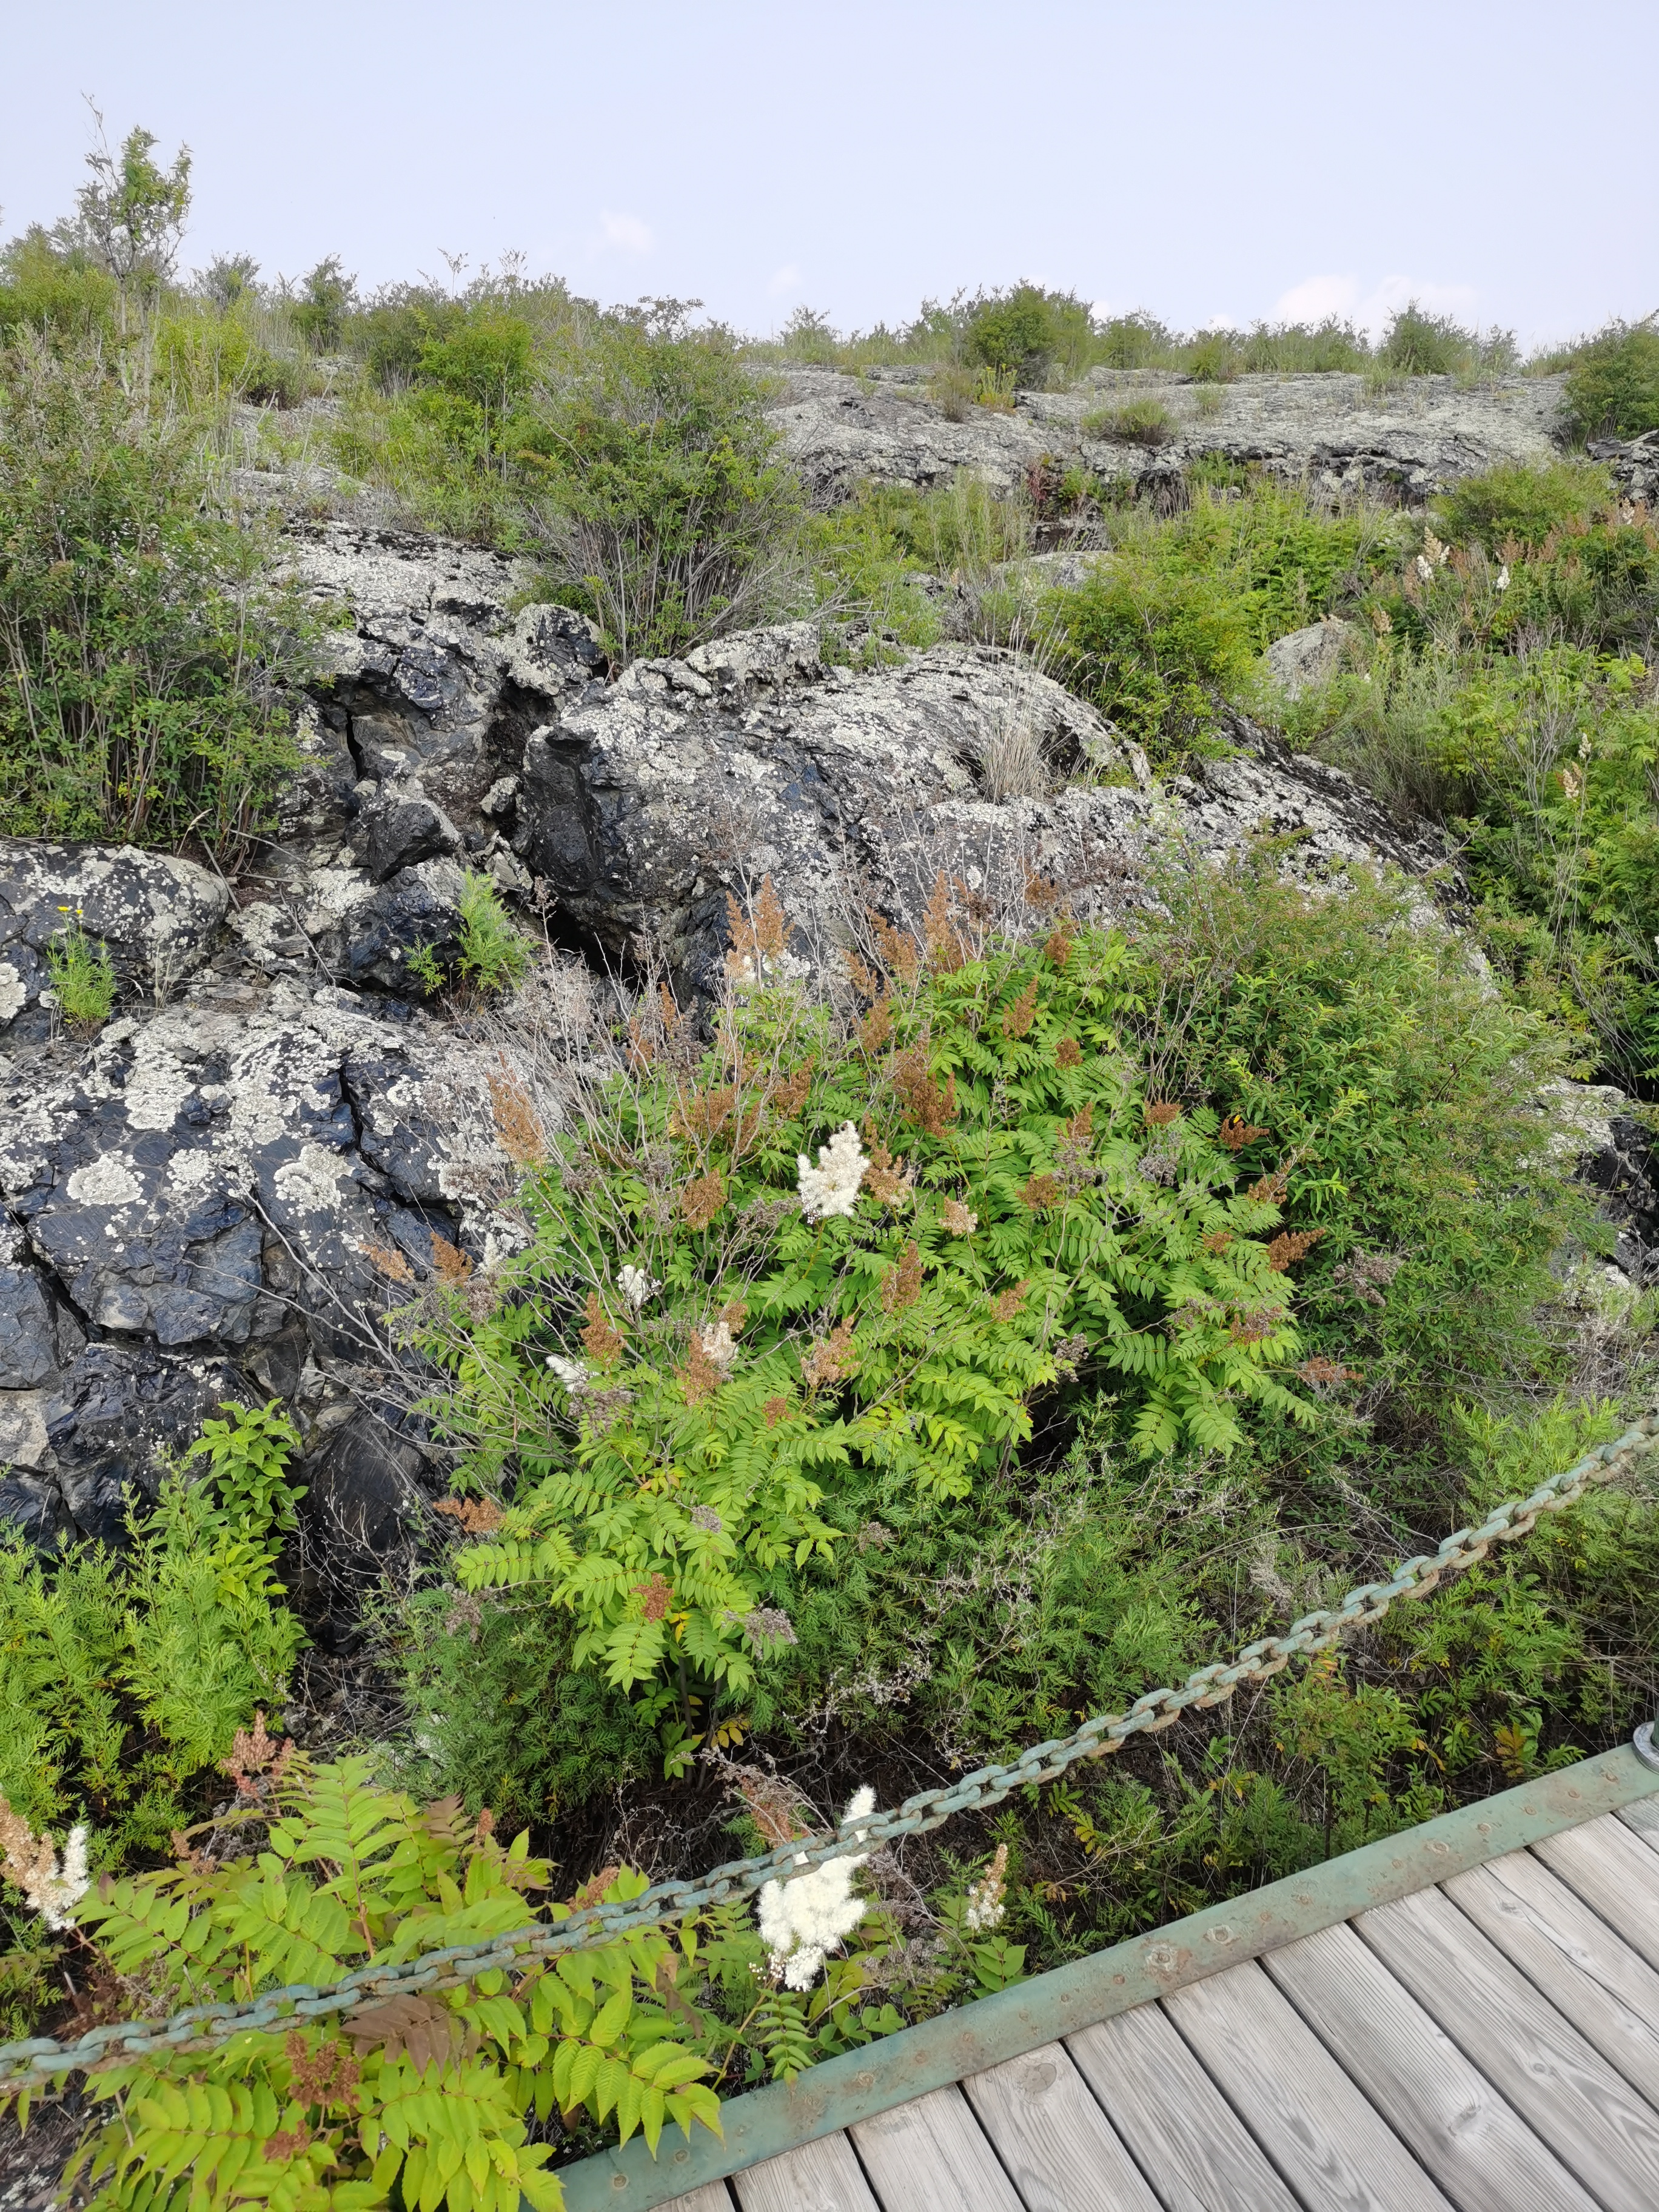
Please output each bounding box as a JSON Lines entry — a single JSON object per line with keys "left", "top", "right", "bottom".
{"left": 1272, "top": 271, "right": 1481, "bottom": 338}
{"left": 597, "top": 210, "right": 652, "bottom": 256}
{"left": 768, "top": 262, "right": 802, "bottom": 298}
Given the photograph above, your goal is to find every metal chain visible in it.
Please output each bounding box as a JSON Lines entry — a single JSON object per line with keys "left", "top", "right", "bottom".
{"left": 5, "top": 1410, "right": 1655, "bottom": 2086}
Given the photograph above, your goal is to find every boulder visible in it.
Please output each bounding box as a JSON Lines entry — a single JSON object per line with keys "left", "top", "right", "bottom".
{"left": 1587, "top": 429, "right": 1659, "bottom": 507}
{"left": 511, "top": 623, "right": 1449, "bottom": 990}
{"left": 0, "top": 974, "right": 522, "bottom": 1550}
{"left": 0, "top": 840, "right": 229, "bottom": 1041}
{"left": 1265, "top": 619, "right": 1356, "bottom": 699}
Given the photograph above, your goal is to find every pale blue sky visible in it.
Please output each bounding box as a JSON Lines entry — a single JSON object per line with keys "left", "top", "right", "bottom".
{"left": 2, "top": 0, "right": 1654, "bottom": 347}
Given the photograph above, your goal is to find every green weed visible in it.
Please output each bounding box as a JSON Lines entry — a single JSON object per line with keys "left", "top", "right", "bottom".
{"left": 45, "top": 923, "right": 115, "bottom": 1027}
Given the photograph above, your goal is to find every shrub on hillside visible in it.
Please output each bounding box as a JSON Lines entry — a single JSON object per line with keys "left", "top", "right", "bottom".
{"left": 0, "top": 341, "right": 308, "bottom": 852}
{"left": 1561, "top": 317, "right": 1659, "bottom": 442}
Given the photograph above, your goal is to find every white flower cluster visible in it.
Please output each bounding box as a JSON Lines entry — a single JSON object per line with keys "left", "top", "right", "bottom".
{"left": 12, "top": 1825, "right": 91, "bottom": 1931}
{"left": 962, "top": 1842, "right": 1008, "bottom": 1934}
{"left": 618, "top": 1264, "right": 658, "bottom": 1311}
{"left": 797, "top": 1123, "right": 868, "bottom": 1222}
{"left": 700, "top": 1320, "right": 739, "bottom": 1370}
{"left": 756, "top": 1786, "right": 876, "bottom": 1990}
{"left": 1495, "top": 564, "right": 1510, "bottom": 592}
{"left": 546, "top": 1354, "right": 587, "bottom": 1391}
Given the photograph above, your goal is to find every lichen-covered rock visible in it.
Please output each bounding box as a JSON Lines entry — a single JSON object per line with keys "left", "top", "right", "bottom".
{"left": 276, "top": 525, "right": 605, "bottom": 847}
{"left": 511, "top": 623, "right": 1447, "bottom": 990}
{"left": 1264, "top": 619, "right": 1356, "bottom": 699}
{"left": 770, "top": 365, "right": 1569, "bottom": 508}
{"left": 1588, "top": 429, "right": 1659, "bottom": 506}
{"left": 0, "top": 840, "right": 229, "bottom": 1041}
{"left": 0, "top": 979, "right": 519, "bottom": 1549}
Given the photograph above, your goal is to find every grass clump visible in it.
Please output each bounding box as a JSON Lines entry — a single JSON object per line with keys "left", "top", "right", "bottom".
{"left": 1081, "top": 398, "right": 1176, "bottom": 447}
{"left": 45, "top": 923, "right": 115, "bottom": 1028}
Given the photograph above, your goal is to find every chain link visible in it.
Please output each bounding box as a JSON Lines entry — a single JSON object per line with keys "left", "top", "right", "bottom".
{"left": 5, "top": 1410, "right": 1655, "bottom": 2085}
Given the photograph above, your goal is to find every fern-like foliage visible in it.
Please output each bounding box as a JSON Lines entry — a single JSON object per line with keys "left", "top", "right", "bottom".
{"left": 49, "top": 1755, "right": 720, "bottom": 2212}
{"left": 423, "top": 900, "right": 1319, "bottom": 1735}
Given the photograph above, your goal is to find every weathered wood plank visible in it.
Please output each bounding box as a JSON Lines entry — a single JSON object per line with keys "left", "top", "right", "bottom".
{"left": 731, "top": 2132, "right": 879, "bottom": 2212}
{"left": 1067, "top": 1999, "right": 1301, "bottom": 2211}
{"left": 1447, "top": 1851, "right": 1659, "bottom": 2093}
{"left": 1534, "top": 1813, "right": 1659, "bottom": 1971}
{"left": 1263, "top": 1920, "right": 1595, "bottom": 2211}
{"left": 1617, "top": 1793, "right": 1659, "bottom": 1857}
{"left": 657, "top": 2189, "right": 736, "bottom": 2212}
{"left": 1165, "top": 1959, "right": 1453, "bottom": 2211}
{"left": 962, "top": 2042, "right": 1162, "bottom": 2212}
{"left": 1355, "top": 1884, "right": 1659, "bottom": 2212}
{"left": 850, "top": 2084, "right": 1023, "bottom": 2212}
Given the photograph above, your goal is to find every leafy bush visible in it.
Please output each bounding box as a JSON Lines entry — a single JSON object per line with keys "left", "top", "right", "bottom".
{"left": 0, "top": 1402, "right": 306, "bottom": 1860}
{"left": 0, "top": 341, "right": 307, "bottom": 854}
{"left": 1381, "top": 303, "right": 1515, "bottom": 378}
{"left": 965, "top": 286, "right": 1055, "bottom": 383}
{"left": 59, "top": 1756, "right": 718, "bottom": 2212}
{"left": 516, "top": 318, "right": 803, "bottom": 660}
{"left": 1433, "top": 458, "right": 1613, "bottom": 553}
{"left": 422, "top": 883, "right": 1326, "bottom": 1754}
{"left": 0, "top": 227, "right": 116, "bottom": 343}
{"left": 1561, "top": 317, "right": 1659, "bottom": 441}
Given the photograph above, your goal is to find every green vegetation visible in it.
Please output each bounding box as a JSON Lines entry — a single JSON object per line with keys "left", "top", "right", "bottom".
{"left": 1557, "top": 315, "right": 1659, "bottom": 441}
{"left": 1081, "top": 398, "right": 1175, "bottom": 447}
{"left": 45, "top": 923, "right": 115, "bottom": 1027}
{"left": 405, "top": 872, "right": 530, "bottom": 1000}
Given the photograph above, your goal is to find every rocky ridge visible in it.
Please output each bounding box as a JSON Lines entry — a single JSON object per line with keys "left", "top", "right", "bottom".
{"left": 771, "top": 365, "right": 1570, "bottom": 507}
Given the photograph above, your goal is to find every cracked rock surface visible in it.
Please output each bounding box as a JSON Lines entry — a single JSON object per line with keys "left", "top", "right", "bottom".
{"left": 771, "top": 364, "right": 1569, "bottom": 506}
{"left": 0, "top": 965, "right": 517, "bottom": 1580}
{"left": 511, "top": 620, "right": 1452, "bottom": 990}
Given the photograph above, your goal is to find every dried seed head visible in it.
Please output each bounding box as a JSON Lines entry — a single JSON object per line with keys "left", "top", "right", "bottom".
{"left": 1054, "top": 1036, "right": 1082, "bottom": 1069}
{"left": 1001, "top": 977, "right": 1039, "bottom": 1040}
{"left": 940, "top": 1197, "right": 979, "bottom": 1236}
{"left": 881, "top": 1241, "right": 923, "bottom": 1315}
{"left": 681, "top": 1171, "right": 728, "bottom": 1230}
{"left": 581, "top": 1290, "right": 626, "bottom": 1366}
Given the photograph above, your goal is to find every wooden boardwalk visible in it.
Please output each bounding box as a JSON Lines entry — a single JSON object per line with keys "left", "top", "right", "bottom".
{"left": 561, "top": 1751, "right": 1659, "bottom": 2212}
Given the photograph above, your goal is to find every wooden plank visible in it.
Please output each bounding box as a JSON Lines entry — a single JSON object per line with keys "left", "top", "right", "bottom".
{"left": 850, "top": 2084, "right": 1024, "bottom": 2212}
{"left": 1165, "top": 1959, "right": 1453, "bottom": 2211}
{"left": 1067, "top": 1999, "right": 1301, "bottom": 2211}
{"left": 1617, "top": 1792, "right": 1659, "bottom": 1857}
{"left": 658, "top": 2190, "right": 736, "bottom": 2212}
{"left": 1355, "top": 1884, "right": 1659, "bottom": 2212}
{"left": 732, "top": 2133, "right": 879, "bottom": 2212}
{"left": 558, "top": 1751, "right": 1659, "bottom": 2210}
{"left": 1263, "top": 1920, "right": 1597, "bottom": 2212}
{"left": 1535, "top": 1812, "right": 1659, "bottom": 1971}
{"left": 1447, "top": 1851, "right": 1659, "bottom": 2094}
{"left": 961, "top": 2042, "right": 1163, "bottom": 2212}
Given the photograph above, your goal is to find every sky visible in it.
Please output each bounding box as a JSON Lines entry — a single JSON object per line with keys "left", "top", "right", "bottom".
{"left": 1, "top": 0, "right": 1655, "bottom": 350}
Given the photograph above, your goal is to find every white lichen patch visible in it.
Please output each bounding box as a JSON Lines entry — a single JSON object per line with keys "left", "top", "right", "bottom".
{"left": 65, "top": 1154, "right": 142, "bottom": 1207}
{"left": 167, "top": 1148, "right": 217, "bottom": 1191}
{"left": 273, "top": 1142, "right": 351, "bottom": 1215}
{"left": 122, "top": 1054, "right": 196, "bottom": 1132}
{"left": 0, "top": 962, "right": 26, "bottom": 1024}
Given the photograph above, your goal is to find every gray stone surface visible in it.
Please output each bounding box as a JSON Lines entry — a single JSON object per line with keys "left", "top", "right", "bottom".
{"left": 771, "top": 365, "right": 1570, "bottom": 507}
{"left": 1589, "top": 429, "right": 1659, "bottom": 506}
{"left": 509, "top": 619, "right": 1450, "bottom": 989}
{"left": 1264, "top": 619, "right": 1357, "bottom": 699}
{"left": 0, "top": 977, "right": 518, "bottom": 1552}
{"left": 0, "top": 840, "right": 229, "bottom": 1041}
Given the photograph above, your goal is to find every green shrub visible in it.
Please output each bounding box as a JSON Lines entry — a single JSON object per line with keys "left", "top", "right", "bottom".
{"left": 0, "top": 226, "right": 116, "bottom": 343}
{"left": 1081, "top": 398, "right": 1175, "bottom": 447}
{"left": 515, "top": 319, "right": 803, "bottom": 659}
{"left": 62, "top": 1760, "right": 718, "bottom": 2212}
{"left": 965, "top": 286, "right": 1056, "bottom": 383}
{"left": 458, "top": 870, "right": 531, "bottom": 993}
{"left": 0, "top": 342, "right": 308, "bottom": 854}
{"left": 45, "top": 923, "right": 115, "bottom": 1027}
{"left": 423, "top": 891, "right": 1327, "bottom": 1749}
{"left": 1093, "top": 312, "right": 1179, "bottom": 369}
{"left": 1185, "top": 333, "right": 1238, "bottom": 385}
{"left": 290, "top": 253, "right": 355, "bottom": 351}
{"left": 1561, "top": 317, "right": 1659, "bottom": 441}
{"left": 0, "top": 1401, "right": 305, "bottom": 1860}
{"left": 1432, "top": 458, "right": 1614, "bottom": 552}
